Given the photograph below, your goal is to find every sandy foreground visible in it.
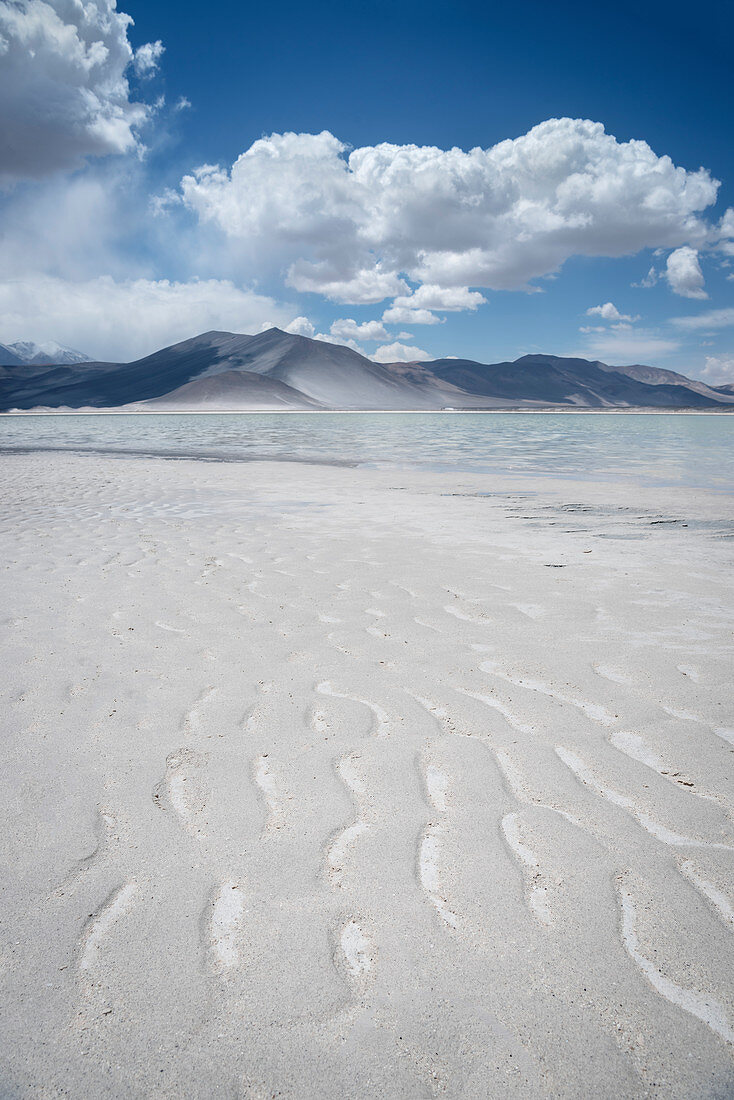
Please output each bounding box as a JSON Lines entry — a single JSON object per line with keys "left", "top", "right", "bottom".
{"left": 1, "top": 451, "right": 733, "bottom": 1098}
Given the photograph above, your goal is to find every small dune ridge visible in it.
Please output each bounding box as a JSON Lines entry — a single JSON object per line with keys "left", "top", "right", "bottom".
{"left": 182, "top": 686, "right": 217, "bottom": 737}
{"left": 325, "top": 632, "right": 353, "bottom": 657}
{"left": 502, "top": 813, "right": 553, "bottom": 924}
{"left": 425, "top": 763, "right": 449, "bottom": 812}
{"left": 618, "top": 880, "right": 734, "bottom": 1045}
{"left": 317, "top": 681, "right": 390, "bottom": 738}
{"left": 679, "top": 861, "right": 734, "bottom": 927}
{"left": 327, "top": 754, "right": 369, "bottom": 886}
{"left": 419, "top": 826, "right": 458, "bottom": 929}
{"left": 662, "top": 704, "right": 734, "bottom": 748}
{"left": 79, "top": 882, "right": 137, "bottom": 971}
{"left": 610, "top": 731, "right": 662, "bottom": 770}
{"left": 153, "top": 746, "right": 207, "bottom": 835}
{"left": 253, "top": 754, "right": 284, "bottom": 831}
{"left": 328, "top": 822, "right": 369, "bottom": 885}
{"left": 406, "top": 691, "right": 450, "bottom": 726}
{"left": 481, "top": 659, "right": 617, "bottom": 726}
{"left": 593, "top": 663, "right": 635, "bottom": 685}
{"left": 413, "top": 616, "right": 441, "bottom": 632}
{"left": 677, "top": 664, "right": 701, "bottom": 682}
{"left": 455, "top": 686, "right": 535, "bottom": 734}
{"left": 310, "top": 706, "right": 329, "bottom": 734}
{"left": 494, "top": 749, "right": 583, "bottom": 829}
{"left": 339, "top": 919, "right": 375, "bottom": 979}
{"left": 556, "top": 746, "right": 733, "bottom": 850}
{"left": 210, "top": 881, "right": 247, "bottom": 970}
{"left": 388, "top": 580, "right": 418, "bottom": 598}
{"left": 443, "top": 604, "right": 486, "bottom": 624}
{"left": 55, "top": 806, "right": 117, "bottom": 894}
{"left": 610, "top": 732, "right": 710, "bottom": 799}
{"left": 513, "top": 603, "right": 545, "bottom": 620}
{"left": 419, "top": 758, "right": 457, "bottom": 929}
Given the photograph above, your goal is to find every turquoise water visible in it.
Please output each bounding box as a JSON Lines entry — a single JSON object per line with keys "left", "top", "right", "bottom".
{"left": 1, "top": 412, "right": 733, "bottom": 491}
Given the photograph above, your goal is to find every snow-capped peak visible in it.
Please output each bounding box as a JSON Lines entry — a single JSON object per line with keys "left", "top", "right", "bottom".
{"left": 5, "top": 340, "right": 92, "bottom": 365}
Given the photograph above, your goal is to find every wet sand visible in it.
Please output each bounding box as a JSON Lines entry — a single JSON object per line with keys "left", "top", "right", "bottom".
{"left": 1, "top": 451, "right": 733, "bottom": 1097}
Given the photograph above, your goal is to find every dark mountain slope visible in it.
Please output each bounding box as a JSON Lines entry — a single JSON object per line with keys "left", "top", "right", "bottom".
{"left": 0, "top": 344, "right": 26, "bottom": 367}
{"left": 0, "top": 360, "right": 121, "bottom": 409}
{"left": 0, "top": 331, "right": 266, "bottom": 410}
{"left": 427, "top": 354, "right": 731, "bottom": 408}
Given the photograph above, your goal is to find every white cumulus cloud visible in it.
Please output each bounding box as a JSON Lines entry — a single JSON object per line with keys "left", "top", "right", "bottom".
{"left": 371, "top": 342, "right": 432, "bottom": 363}
{"left": 382, "top": 284, "right": 484, "bottom": 325}
{"left": 0, "top": 0, "right": 162, "bottom": 184}
{"left": 391, "top": 285, "right": 486, "bottom": 311}
{"left": 330, "top": 318, "right": 390, "bottom": 341}
{"left": 713, "top": 207, "right": 734, "bottom": 256}
{"left": 284, "top": 316, "right": 315, "bottom": 336}
{"left": 586, "top": 302, "right": 638, "bottom": 323}
{"left": 718, "top": 208, "right": 734, "bottom": 237}
{"left": 287, "top": 260, "right": 407, "bottom": 304}
{"left": 178, "top": 120, "right": 719, "bottom": 307}
{"left": 697, "top": 356, "right": 734, "bottom": 385}
{"left": 0, "top": 275, "right": 291, "bottom": 361}
{"left": 381, "top": 306, "right": 442, "bottom": 325}
{"left": 665, "top": 247, "right": 707, "bottom": 299}
{"left": 283, "top": 315, "right": 365, "bottom": 352}
{"left": 133, "top": 39, "right": 164, "bottom": 78}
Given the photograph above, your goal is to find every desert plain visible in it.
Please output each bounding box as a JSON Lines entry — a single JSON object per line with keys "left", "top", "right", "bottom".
{"left": 1, "top": 449, "right": 733, "bottom": 1097}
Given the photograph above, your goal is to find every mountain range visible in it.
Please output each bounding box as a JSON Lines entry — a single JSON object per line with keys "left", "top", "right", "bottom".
{"left": 1, "top": 328, "right": 733, "bottom": 411}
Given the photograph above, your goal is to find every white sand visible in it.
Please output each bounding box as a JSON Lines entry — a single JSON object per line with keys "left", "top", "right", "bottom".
{"left": 1, "top": 450, "right": 733, "bottom": 1097}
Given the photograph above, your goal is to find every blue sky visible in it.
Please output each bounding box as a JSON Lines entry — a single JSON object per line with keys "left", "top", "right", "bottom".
{"left": 0, "top": 0, "right": 732, "bottom": 381}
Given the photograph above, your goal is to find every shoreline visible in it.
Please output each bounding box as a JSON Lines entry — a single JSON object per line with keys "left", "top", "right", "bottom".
{"left": 1, "top": 444, "right": 733, "bottom": 496}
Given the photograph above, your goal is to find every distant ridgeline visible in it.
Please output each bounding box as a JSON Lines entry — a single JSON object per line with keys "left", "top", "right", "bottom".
{"left": 1, "top": 328, "right": 733, "bottom": 411}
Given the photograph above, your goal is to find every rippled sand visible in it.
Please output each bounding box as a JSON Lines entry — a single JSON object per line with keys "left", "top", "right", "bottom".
{"left": 1, "top": 452, "right": 733, "bottom": 1097}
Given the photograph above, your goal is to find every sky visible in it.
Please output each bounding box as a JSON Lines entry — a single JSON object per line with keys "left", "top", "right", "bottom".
{"left": 0, "top": 0, "right": 733, "bottom": 383}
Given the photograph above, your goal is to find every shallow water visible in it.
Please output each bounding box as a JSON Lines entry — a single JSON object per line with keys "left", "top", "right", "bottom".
{"left": 1, "top": 411, "right": 733, "bottom": 491}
